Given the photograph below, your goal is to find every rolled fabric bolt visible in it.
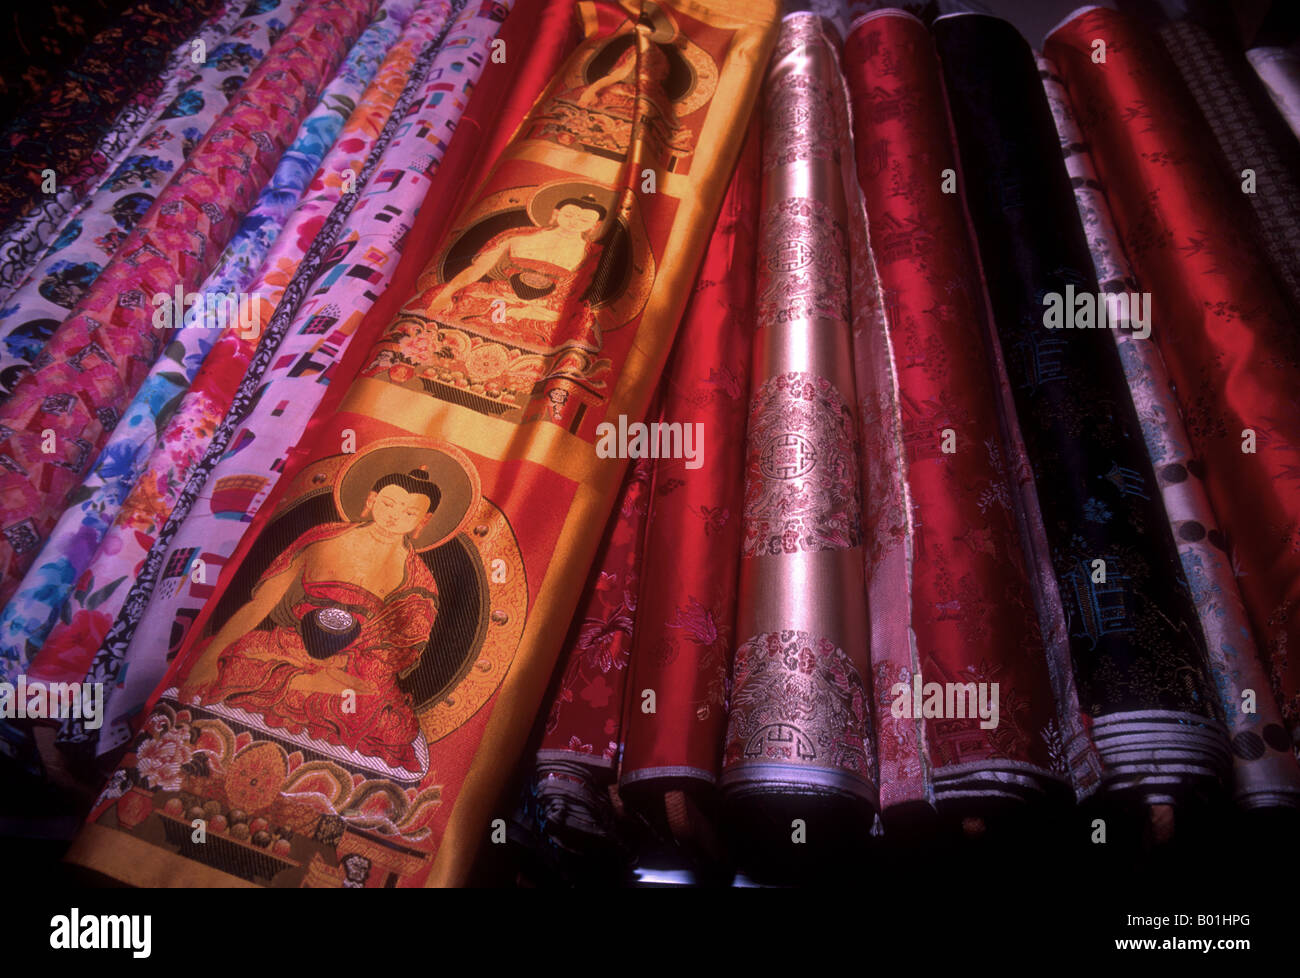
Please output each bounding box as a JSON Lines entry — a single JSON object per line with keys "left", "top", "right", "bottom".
{"left": 1038, "top": 50, "right": 1300, "bottom": 810}
{"left": 938, "top": 10, "right": 1228, "bottom": 804}
{"left": 721, "top": 11, "right": 879, "bottom": 854}
{"left": 1047, "top": 5, "right": 1300, "bottom": 746}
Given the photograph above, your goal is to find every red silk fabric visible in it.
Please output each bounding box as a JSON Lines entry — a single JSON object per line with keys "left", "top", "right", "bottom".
{"left": 844, "top": 11, "right": 1074, "bottom": 803}
{"left": 537, "top": 453, "right": 654, "bottom": 774}
{"left": 1047, "top": 7, "right": 1300, "bottom": 741}
{"left": 619, "top": 122, "right": 759, "bottom": 794}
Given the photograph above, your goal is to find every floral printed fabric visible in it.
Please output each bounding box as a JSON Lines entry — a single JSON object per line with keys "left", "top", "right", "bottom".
{"left": 0, "top": 2, "right": 247, "bottom": 309}
{"left": 0, "top": 0, "right": 377, "bottom": 607}
{"left": 0, "top": 0, "right": 303, "bottom": 400}
{"left": 4, "top": 0, "right": 409, "bottom": 691}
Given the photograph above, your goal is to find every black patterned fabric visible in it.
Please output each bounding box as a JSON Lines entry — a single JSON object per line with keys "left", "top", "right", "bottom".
{"left": 0, "top": 0, "right": 221, "bottom": 230}
{"left": 0, "top": 2, "right": 136, "bottom": 127}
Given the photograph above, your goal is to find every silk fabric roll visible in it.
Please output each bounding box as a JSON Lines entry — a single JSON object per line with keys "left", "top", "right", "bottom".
{"left": 937, "top": 11, "right": 1227, "bottom": 804}
{"left": 533, "top": 454, "right": 653, "bottom": 848}
{"left": 65, "top": 0, "right": 778, "bottom": 888}
{"left": 1039, "top": 50, "right": 1300, "bottom": 809}
{"left": 1047, "top": 5, "right": 1300, "bottom": 748}
{"left": 844, "top": 9, "right": 1092, "bottom": 813}
{"left": 721, "top": 13, "right": 878, "bottom": 832}
{"left": 0, "top": 0, "right": 374, "bottom": 604}
{"left": 619, "top": 122, "right": 758, "bottom": 803}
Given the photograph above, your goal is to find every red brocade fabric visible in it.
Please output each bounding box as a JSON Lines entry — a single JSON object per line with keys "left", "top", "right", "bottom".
{"left": 1047, "top": 7, "right": 1300, "bottom": 741}
{"left": 537, "top": 454, "right": 654, "bottom": 774}
{"left": 619, "top": 122, "right": 758, "bottom": 794}
{"left": 844, "top": 11, "right": 1070, "bottom": 799}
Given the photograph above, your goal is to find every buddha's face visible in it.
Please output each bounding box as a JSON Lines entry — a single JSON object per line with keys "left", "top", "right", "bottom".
{"left": 365, "top": 484, "right": 432, "bottom": 537}
{"left": 554, "top": 204, "right": 602, "bottom": 235}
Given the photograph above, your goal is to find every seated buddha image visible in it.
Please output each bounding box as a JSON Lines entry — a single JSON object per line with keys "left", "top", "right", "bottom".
{"left": 534, "top": 11, "right": 696, "bottom": 159}
{"left": 181, "top": 458, "right": 473, "bottom": 778}
{"left": 421, "top": 195, "right": 609, "bottom": 354}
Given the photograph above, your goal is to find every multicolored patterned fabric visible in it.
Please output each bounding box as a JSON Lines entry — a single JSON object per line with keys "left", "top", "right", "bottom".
{"left": 0, "top": 0, "right": 304, "bottom": 400}
{"left": 0, "top": 0, "right": 376, "bottom": 606}
{"left": 0, "top": 1, "right": 246, "bottom": 309}
{"left": 91, "top": 0, "right": 484, "bottom": 753}
{"left": 3, "top": 0, "right": 409, "bottom": 692}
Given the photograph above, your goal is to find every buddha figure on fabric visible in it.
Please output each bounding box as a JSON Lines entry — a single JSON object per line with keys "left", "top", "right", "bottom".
{"left": 423, "top": 196, "right": 608, "bottom": 354}
{"left": 181, "top": 468, "right": 443, "bottom": 774}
